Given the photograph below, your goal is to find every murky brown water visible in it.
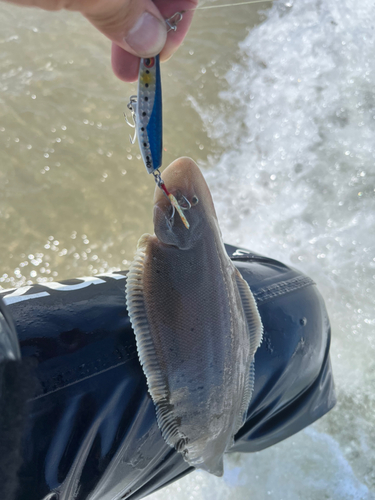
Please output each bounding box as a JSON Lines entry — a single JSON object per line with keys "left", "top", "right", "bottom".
{"left": 0, "top": 1, "right": 268, "bottom": 289}
{"left": 3, "top": 3, "right": 375, "bottom": 499}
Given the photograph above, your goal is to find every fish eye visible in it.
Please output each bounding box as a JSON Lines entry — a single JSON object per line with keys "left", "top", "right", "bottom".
{"left": 191, "top": 195, "right": 199, "bottom": 206}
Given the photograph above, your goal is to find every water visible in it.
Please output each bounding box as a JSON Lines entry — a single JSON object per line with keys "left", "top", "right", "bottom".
{"left": 1, "top": 0, "right": 374, "bottom": 498}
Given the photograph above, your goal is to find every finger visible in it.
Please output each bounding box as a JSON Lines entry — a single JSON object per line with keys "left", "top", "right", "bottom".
{"left": 82, "top": 0, "right": 168, "bottom": 58}
{"left": 110, "top": 0, "right": 197, "bottom": 82}
{"left": 111, "top": 43, "right": 140, "bottom": 82}
{"left": 152, "top": 0, "right": 198, "bottom": 62}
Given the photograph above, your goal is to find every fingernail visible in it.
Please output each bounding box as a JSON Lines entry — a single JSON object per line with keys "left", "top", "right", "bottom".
{"left": 126, "top": 12, "right": 167, "bottom": 57}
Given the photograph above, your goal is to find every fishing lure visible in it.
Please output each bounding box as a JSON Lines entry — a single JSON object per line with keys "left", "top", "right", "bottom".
{"left": 126, "top": 55, "right": 163, "bottom": 174}
{"left": 125, "top": 12, "right": 190, "bottom": 229}
{"left": 125, "top": 1, "right": 271, "bottom": 171}
{"left": 126, "top": 12, "right": 183, "bottom": 175}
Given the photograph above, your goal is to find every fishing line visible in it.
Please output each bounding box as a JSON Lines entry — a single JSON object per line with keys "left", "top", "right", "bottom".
{"left": 126, "top": 0, "right": 274, "bottom": 228}
{"left": 194, "top": 0, "right": 273, "bottom": 10}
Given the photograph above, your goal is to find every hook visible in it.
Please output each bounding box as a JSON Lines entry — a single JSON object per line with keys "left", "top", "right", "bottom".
{"left": 178, "top": 195, "right": 191, "bottom": 210}
{"left": 153, "top": 169, "right": 190, "bottom": 229}
{"left": 166, "top": 204, "right": 176, "bottom": 229}
{"left": 165, "top": 12, "right": 184, "bottom": 32}
{"left": 124, "top": 95, "right": 138, "bottom": 144}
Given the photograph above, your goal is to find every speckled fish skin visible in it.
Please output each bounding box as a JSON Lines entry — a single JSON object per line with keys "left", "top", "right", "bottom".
{"left": 126, "top": 158, "right": 263, "bottom": 476}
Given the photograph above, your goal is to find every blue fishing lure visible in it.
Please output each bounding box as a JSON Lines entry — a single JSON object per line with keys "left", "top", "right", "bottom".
{"left": 127, "top": 55, "right": 163, "bottom": 174}
{"left": 126, "top": 13, "right": 184, "bottom": 175}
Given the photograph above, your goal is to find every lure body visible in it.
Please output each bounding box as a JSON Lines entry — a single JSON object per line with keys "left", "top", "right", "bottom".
{"left": 125, "top": 14, "right": 184, "bottom": 173}
{"left": 135, "top": 55, "right": 163, "bottom": 174}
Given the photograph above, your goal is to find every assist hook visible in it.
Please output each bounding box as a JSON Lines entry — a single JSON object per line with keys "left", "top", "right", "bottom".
{"left": 153, "top": 170, "right": 190, "bottom": 230}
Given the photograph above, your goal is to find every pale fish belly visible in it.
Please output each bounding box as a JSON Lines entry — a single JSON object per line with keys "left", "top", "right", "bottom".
{"left": 126, "top": 232, "right": 261, "bottom": 476}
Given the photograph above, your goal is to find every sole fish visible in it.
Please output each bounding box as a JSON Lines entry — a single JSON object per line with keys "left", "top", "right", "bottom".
{"left": 126, "top": 157, "right": 263, "bottom": 476}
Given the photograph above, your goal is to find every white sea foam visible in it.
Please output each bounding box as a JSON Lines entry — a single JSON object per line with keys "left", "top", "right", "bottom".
{"left": 203, "top": 0, "right": 375, "bottom": 389}
{"left": 151, "top": 0, "right": 375, "bottom": 497}
{"left": 149, "top": 428, "right": 372, "bottom": 500}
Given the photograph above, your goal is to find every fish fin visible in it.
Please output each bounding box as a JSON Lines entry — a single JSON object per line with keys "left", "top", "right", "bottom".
{"left": 235, "top": 269, "right": 263, "bottom": 356}
{"left": 240, "top": 360, "right": 255, "bottom": 426}
{"left": 231, "top": 361, "right": 256, "bottom": 439}
{"left": 125, "top": 234, "right": 158, "bottom": 387}
{"left": 234, "top": 269, "right": 263, "bottom": 428}
{"left": 197, "top": 456, "right": 224, "bottom": 477}
{"left": 125, "top": 234, "right": 186, "bottom": 450}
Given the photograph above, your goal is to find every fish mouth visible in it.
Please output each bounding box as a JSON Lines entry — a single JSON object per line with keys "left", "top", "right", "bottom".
{"left": 174, "top": 191, "right": 191, "bottom": 210}
{"left": 154, "top": 203, "right": 174, "bottom": 231}
{"left": 166, "top": 204, "right": 175, "bottom": 230}
{"left": 154, "top": 189, "right": 191, "bottom": 230}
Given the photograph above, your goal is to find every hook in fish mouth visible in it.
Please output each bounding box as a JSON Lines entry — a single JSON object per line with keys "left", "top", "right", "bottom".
{"left": 175, "top": 192, "right": 192, "bottom": 211}
{"left": 174, "top": 192, "right": 199, "bottom": 210}
{"left": 166, "top": 204, "right": 175, "bottom": 230}
{"left": 153, "top": 172, "right": 190, "bottom": 230}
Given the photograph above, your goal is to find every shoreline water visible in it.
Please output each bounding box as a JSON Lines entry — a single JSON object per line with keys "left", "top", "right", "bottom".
{"left": 0, "top": 0, "right": 374, "bottom": 498}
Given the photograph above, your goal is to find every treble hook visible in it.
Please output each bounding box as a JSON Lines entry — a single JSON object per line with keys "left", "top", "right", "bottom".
{"left": 124, "top": 95, "right": 138, "bottom": 144}
{"left": 178, "top": 195, "right": 191, "bottom": 210}
{"left": 165, "top": 12, "right": 184, "bottom": 32}
{"left": 167, "top": 204, "right": 176, "bottom": 229}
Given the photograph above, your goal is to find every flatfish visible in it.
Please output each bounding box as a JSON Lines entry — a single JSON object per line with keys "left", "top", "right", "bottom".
{"left": 125, "top": 157, "right": 263, "bottom": 476}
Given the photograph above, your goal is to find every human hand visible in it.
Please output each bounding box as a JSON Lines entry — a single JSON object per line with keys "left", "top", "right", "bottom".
{"left": 2, "top": 0, "right": 198, "bottom": 82}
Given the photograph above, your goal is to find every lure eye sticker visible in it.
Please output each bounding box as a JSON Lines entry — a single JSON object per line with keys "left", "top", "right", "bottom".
{"left": 143, "top": 57, "right": 155, "bottom": 69}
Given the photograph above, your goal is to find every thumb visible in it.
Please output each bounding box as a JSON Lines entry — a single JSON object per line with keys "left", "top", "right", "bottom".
{"left": 81, "top": 0, "right": 167, "bottom": 58}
